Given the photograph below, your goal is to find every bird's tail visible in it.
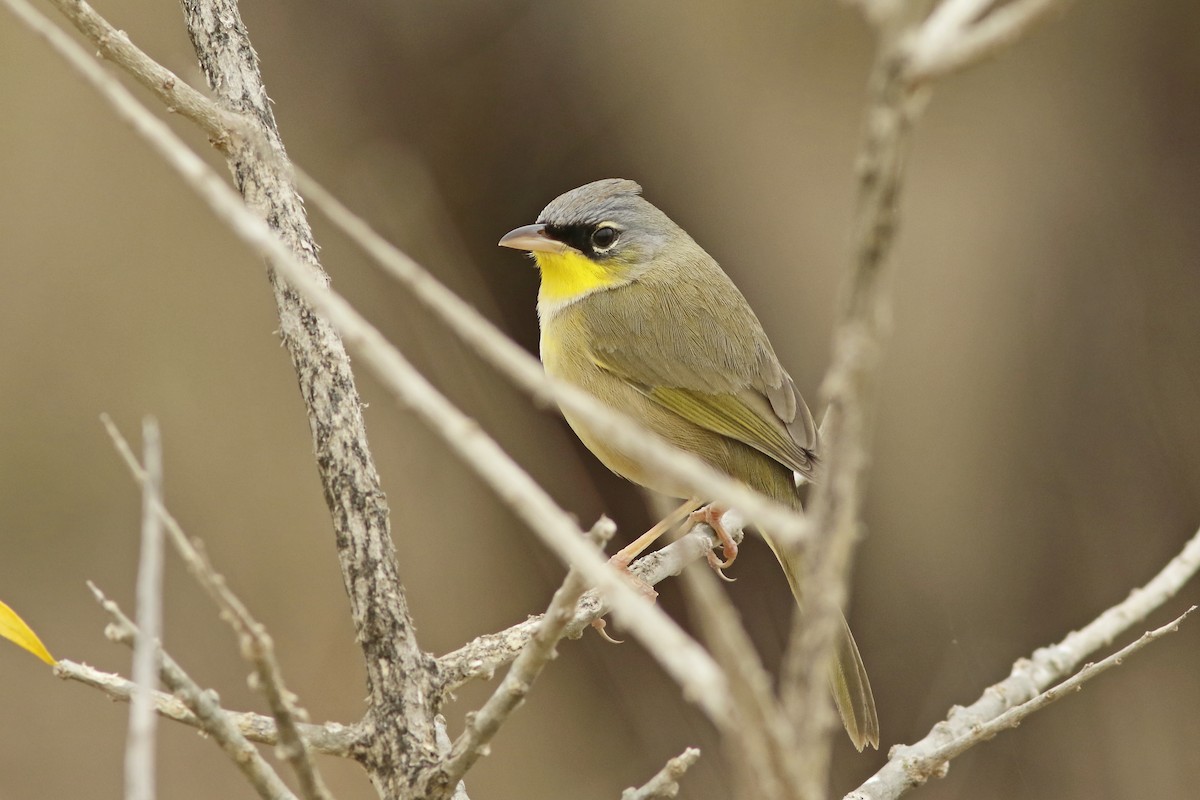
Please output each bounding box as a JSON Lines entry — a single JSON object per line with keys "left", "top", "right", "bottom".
{"left": 762, "top": 532, "right": 880, "bottom": 751}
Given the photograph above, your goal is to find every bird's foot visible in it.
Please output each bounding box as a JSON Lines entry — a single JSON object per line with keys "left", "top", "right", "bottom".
{"left": 693, "top": 505, "right": 738, "bottom": 574}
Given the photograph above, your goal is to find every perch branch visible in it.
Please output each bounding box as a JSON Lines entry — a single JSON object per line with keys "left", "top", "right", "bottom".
{"left": 436, "top": 514, "right": 745, "bottom": 695}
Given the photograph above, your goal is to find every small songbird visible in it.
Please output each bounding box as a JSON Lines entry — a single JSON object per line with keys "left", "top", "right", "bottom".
{"left": 499, "top": 178, "right": 878, "bottom": 750}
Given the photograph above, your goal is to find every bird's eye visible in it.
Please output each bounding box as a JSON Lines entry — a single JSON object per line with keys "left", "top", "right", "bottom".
{"left": 590, "top": 225, "right": 619, "bottom": 250}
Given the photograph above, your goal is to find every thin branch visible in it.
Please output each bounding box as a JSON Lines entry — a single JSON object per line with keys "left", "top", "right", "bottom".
{"left": 620, "top": 747, "right": 701, "bottom": 800}
{"left": 44, "top": 0, "right": 239, "bottom": 146}
{"left": 785, "top": 37, "right": 921, "bottom": 780}
{"left": 88, "top": 583, "right": 297, "bottom": 800}
{"left": 908, "top": 0, "right": 1073, "bottom": 82}
{"left": 54, "top": 660, "right": 359, "bottom": 757}
{"left": 436, "top": 515, "right": 745, "bottom": 696}
{"left": 429, "top": 520, "right": 616, "bottom": 795}
{"left": 102, "top": 416, "right": 334, "bottom": 800}
{"left": 125, "top": 418, "right": 163, "bottom": 800}
{"left": 914, "top": 605, "right": 1196, "bottom": 770}
{"left": 846, "top": 524, "right": 1200, "bottom": 800}
{"left": 789, "top": 0, "right": 1073, "bottom": 777}
{"left": 6, "top": 0, "right": 734, "bottom": 733}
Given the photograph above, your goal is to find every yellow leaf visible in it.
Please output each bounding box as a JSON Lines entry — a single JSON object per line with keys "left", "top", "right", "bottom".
{"left": 0, "top": 599, "right": 55, "bottom": 665}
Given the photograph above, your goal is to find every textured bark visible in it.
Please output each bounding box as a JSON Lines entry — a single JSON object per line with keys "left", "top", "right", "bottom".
{"left": 177, "top": 2, "right": 439, "bottom": 795}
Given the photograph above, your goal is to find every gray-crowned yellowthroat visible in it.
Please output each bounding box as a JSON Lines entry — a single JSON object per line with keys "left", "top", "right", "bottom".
{"left": 499, "top": 178, "right": 878, "bottom": 751}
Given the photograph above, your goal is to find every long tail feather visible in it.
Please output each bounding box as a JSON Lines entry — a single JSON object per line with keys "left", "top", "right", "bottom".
{"left": 763, "top": 531, "right": 880, "bottom": 751}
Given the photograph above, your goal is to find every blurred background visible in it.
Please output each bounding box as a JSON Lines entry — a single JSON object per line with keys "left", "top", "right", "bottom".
{"left": 2, "top": 1, "right": 1199, "bottom": 798}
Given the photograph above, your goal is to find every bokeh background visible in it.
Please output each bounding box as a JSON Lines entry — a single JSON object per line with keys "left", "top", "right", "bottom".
{"left": 2, "top": 1, "right": 1199, "bottom": 798}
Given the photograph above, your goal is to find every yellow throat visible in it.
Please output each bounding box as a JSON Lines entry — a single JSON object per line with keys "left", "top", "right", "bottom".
{"left": 534, "top": 250, "right": 621, "bottom": 305}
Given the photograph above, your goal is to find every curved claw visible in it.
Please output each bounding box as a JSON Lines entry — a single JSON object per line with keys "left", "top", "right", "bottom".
{"left": 591, "top": 618, "right": 624, "bottom": 644}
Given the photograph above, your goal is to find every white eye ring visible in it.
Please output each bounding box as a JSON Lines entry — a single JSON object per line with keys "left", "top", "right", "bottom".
{"left": 591, "top": 225, "right": 619, "bottom": 251}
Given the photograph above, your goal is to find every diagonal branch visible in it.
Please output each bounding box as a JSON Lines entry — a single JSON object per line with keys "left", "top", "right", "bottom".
{"left": 54, "top": 659, "right": 360, "bottom": 757}
{"left": 846, "top": 524, "right": 1200, "bottom": 800}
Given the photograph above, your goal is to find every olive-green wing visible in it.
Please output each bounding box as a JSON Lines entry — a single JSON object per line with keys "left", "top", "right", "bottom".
{"left": 643, "top": 385, "right": 817, "bottom": 477}
{"left": 578, "top": 260, "right": 819, "bottom": 473}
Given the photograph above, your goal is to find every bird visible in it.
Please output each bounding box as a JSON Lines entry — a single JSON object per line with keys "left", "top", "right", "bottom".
{"left": 498, "top": 178, "right": 878, "bottom": 751}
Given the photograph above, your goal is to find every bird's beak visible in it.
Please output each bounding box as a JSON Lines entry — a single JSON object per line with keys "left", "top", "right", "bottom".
{"left": 498, "top": 224, "right": 567, "bottom": 254}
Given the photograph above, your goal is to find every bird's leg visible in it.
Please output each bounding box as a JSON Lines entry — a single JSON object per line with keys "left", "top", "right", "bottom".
{"left": 591, "top": 499, "right": 701, "bottom": 643}
{"left": 692, "top": 504, "right": 738, "bottom": 572}
{"left": 609, "top": 498, "right": 703, "bottom": 569}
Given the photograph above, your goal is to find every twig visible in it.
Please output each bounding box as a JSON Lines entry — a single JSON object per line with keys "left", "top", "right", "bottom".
{"left": 54, "top": 660, "right": 359, "bottom": 757}
{"left": 429, "top": 520, "right": 617, "bottom": 795}
{"left": 620, "top": 747, "right": 701, "bottom": 800}
{"left": 846, "top": 524, "right": 1200, "bottom": 800}
{"left": 44, "top": 0, "right": 239, "bottom": 146}
{"left": 88, "top": 583, "right": 297, "bottom": 800}
{"left": 785, "top": 36, "right": 921, "bottom": 780}
{"left": 125, "top": 418, "right": 163, "bottom": 800}
{"left": 102, "top": 416, "right": 334, "bottom": 800}
{"left": 436, "top": 515, "right": 745, "bottom": 695}
{"left": 788, "top": 0, "right": 1073, "bottom": 778}
{"left": 907, "top": 0, "right": 1073, "bottom": 82}
{"left": 914, "top": 605, "right": 1196, "bottom": 771}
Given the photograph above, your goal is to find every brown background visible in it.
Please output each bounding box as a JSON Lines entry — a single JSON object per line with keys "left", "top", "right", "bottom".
{"left": 2, "top": 2, "right": 1199, "bottom": 798}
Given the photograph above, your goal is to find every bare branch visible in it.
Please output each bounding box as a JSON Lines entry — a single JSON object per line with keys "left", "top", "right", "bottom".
{"left": 102, "top": 416, "right": 334, "bottom": 800}
{"left": 620, "top": 747, "right": 701, "bottom": 800}
{"left": 125, "top": 418, "right": 163, "bottom": 800}
{"left": 915, "top": 605, "right": 1196, "bottom": 770}
{"left": 54, "top": 660, "right": 359, "bottom": 757}
{"left": 436, "top": 515, "right": 745, "bottom": 695}
{"left": 88, "top": 584, "right": 297, "bottom": 800}
{"left": 789, "top": 0, "right": 1074, "bottom": 778}
{"left": 908, "top": 0, "right": 1073, "bottom": 82}
{"left": 44, "top": 0, "right": 239, "bottom": 145}
{"left": 846, "top": 524, "right": 1200, "bottom": 800}
{"left": 429, "top": 520, "right": 617, "bottom": 795}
